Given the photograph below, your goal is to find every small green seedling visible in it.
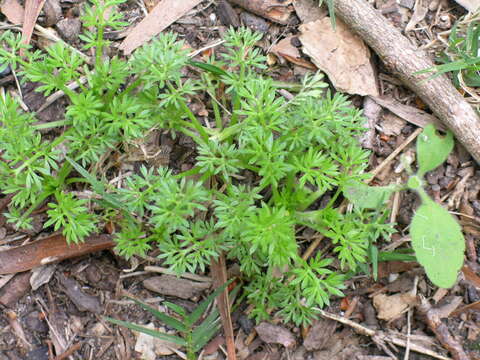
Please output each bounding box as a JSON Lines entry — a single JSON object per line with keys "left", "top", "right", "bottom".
{"left": 345, "top": 124, "right": 465, "bottom": 288}
{"left": 105, "top": 282, "right": 231, "bottom": 360}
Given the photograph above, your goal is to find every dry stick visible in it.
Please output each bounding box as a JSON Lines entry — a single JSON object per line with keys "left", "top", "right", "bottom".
{"left": 333, "top": 0, "right": 480, "bottom": 163}
{"left": 368, "top": 127, "right": 423, "bottom": 183}
{"left": 314, "top": 308, "right": 452, "bottom": 360}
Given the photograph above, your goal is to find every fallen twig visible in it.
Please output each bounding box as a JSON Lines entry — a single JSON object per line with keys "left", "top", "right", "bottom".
{"left": 314, "top": 308, "right": 452, "bottom": 360}
{"left": 334, "top": 0, "right": 480, "bottom": 163}
{"left": 417, "top": 297, "right": 470, "bottom": 360}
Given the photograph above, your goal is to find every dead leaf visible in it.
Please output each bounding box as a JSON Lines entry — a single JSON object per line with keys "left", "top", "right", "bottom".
{"left": 373, "top": 293, "right": 418, "bottom": 321}
{"left": 371, "top": 96, "right": 445, "bottom": 130}
{"left": 0, "top": 0, "right": 24, "bottom": 25}
{"left": 381, "top": 112, "right": 406, "bottom": 136}
{"left": 405, "top": 0, "right": 428, "bottom": 32}
{"left": 303, "top": 318, "right": 337, "bottom": 351}
{"left": 229, "top": 0, "right": 293, "bottom": 24}
{"left": 293, "top": 0, "right": 327, "bottom": 23}
{"left": 299, "top": 18, "right": 378, "bottom": 96}
{"left": 453, "top": 0, "right": 480, "bottom": 11}
{"left": 143, "top": 274, "right": 210, "bottom": 299}
{"left": 119, "top": 0, "right": 201, "bottom": 55}
{"left": 270, "top": 36, "right": 316, "bottom": 69}
{"left": 255, "top": 322, "right": 295, "bottom": 348}
{"left": 22, "top": 0, "right": 46, "bottom": 47}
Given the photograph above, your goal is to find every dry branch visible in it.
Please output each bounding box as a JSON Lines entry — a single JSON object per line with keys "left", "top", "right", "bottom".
{"left": 333, "top": 0, "right": 480, "bottom": 163}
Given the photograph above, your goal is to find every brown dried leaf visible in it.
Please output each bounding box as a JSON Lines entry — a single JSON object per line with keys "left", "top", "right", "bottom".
{"left": 371, "top": 96, "right": 445, "bottom": 130}
{"left": 303, "top": 319, "right": 337, "bottom": 351}
{"left": 143, "top": 274, "right": 210, "bottom": 299}
{"left": 299, "top": 18, "right": 378, "bottom": 96}
{"left": 270, "top": 36, "right": 316, "bottom": 69}
{"left": 119, "top": 0, "right": 202, "bottom": 55}
{"left": 22, "top": 0, "right": 46, "bottom": 47}
{"left": 255, "top": 322, "right": 295, "bottom": 348}
{"left": 373, "top": 293, "right": 418, "bottom": 321}
{"left": 1, "top": 0, "right": 24, "bottom": 24}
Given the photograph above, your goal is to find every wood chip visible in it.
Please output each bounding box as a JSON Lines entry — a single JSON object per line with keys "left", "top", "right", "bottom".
{"left": 57, "top": 273, "right": 102, "bottom": 313}
{"left": 119, "top": 0, "right": 202, "bottom": 55}
{"left": 143, "top": 274, "right": 210, "bottom": 299}
{"left": 299, "top": 18, "right": 378, "bottom": 96}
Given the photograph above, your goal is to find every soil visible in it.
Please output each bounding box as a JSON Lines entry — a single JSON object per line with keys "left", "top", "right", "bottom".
{"left": 0, "top": 0, "right": 479, "bottom": 359}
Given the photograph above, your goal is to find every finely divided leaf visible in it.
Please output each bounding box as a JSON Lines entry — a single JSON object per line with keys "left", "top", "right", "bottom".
{"left": 410, "top": 196, "right": 465, "bottom": 288}
{"left": 416, "top": 124, "right": 454, "bottom": 177}
{"left": 343, "top": 181, "right": 395, "bottom": 209}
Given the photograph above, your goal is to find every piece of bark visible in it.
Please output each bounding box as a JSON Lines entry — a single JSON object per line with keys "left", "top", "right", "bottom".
{"left": 333, "top": 0, "right": 480, "bottom": 163}
{"left": 119, "top": 0, "right": 202, "bottom": 55}
{"left": 217, "top": 0, "right": 240, "bottom": 27}
{"left": 299, "top": 18, "right": 379, "bottom": 97}
{"left": 228, "top": 0, "right": 293, "bottom": 25}
{"left": 418, "top": 297, "right": 470, "bottom": 360}
{"left": 143, "top": 274, "right": 210, "bottom": 299}
{"left": 0, "top": 234, "right": 114, "bottom": 275}
{"left": 0, "top": 272, "right": 31, "bottom": 307}
{"left": 57, "top": 273, "right": 102, "bottom": 313}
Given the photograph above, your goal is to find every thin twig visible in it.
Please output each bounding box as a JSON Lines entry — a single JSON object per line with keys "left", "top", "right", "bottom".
{"left": 314, "top": 308, "right": 452, "bottom": 360}
{"left": 368, "top": 128, "right": 423, "bottom": 183}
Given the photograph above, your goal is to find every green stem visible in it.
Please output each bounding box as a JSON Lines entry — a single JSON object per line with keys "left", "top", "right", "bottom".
{"left": 33, "top": 119, "right": 72, "bottom": 130}
{"left": 166, "top": 82, "right": 210, "bottom": 142}
{"left": 174, "top": 166, "right": 202, "bottom": 179}
{"left": 14, "top": 129, "right": 73, "bottom": 175}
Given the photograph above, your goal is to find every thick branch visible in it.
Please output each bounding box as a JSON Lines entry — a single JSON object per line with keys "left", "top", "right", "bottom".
{"left": 334, "top": 0, "right": 480, "bottom": 162}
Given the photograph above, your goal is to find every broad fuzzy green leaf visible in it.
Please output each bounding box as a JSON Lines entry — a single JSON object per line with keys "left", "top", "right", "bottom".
{"left": 410, "top": 193, "right": 464, "bottom": 288}
{"left": 343, "top": 181, "right": 395, "bottom": 209}
{"left": 416, "top": 124, "right": 454, "bottom": 177}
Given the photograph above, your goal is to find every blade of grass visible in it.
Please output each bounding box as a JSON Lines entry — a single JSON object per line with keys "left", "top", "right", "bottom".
{"left": 105, "top": 317, "right": 187, "bottom": 346}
